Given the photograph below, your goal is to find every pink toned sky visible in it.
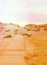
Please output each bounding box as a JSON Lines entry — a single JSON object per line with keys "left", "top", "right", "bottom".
{"left": 0, "top": 0, "right": 47, "bottom": 26}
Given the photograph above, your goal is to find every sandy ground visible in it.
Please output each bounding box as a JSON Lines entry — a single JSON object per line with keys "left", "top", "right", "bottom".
{"left": 0, "top": 23, "right": 47, "bottom": 65}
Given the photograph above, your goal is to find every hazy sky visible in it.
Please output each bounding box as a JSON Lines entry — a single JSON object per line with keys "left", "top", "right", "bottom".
{"left": 0, "top": 0, "right": 47, "bottom": 26}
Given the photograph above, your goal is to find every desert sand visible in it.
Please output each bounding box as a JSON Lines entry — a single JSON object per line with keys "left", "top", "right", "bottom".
{"left": 0, "top": 23, "right": 47, "bottom": 65}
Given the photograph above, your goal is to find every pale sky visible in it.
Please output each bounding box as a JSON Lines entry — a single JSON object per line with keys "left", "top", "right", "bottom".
{"left": 0, "top": 0, "right": 47, "bottom": 26}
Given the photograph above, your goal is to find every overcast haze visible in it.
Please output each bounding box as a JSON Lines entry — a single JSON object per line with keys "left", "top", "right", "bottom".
{"left": 0, "top": 0, "right": 47, "bottom": 26}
